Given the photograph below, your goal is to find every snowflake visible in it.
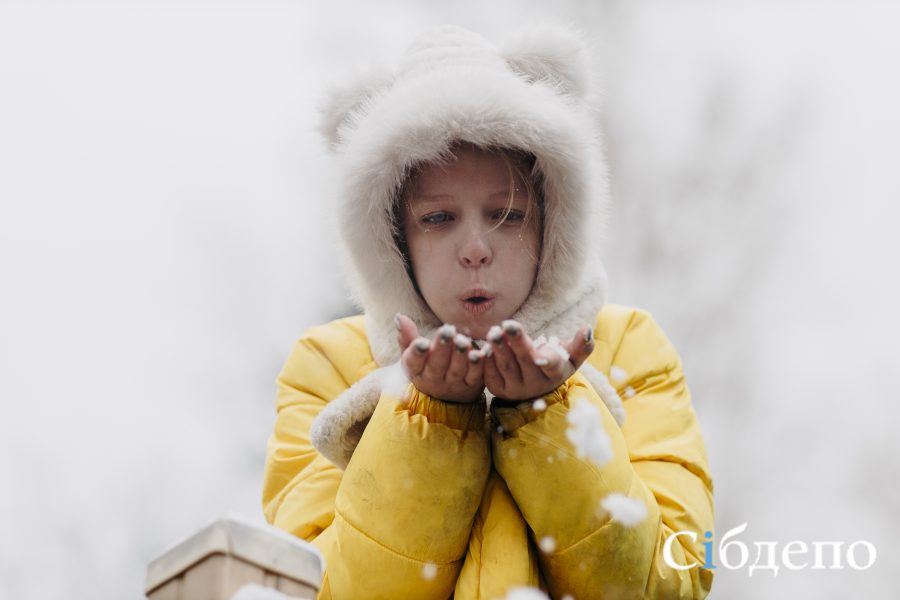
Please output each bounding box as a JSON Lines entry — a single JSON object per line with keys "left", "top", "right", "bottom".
{"left": 422, "top": 562, "right": 437, "bottom": 580}
{"left": 600, "top": 493, "right": 648, "bottom": 527}
{"left": 565, "top": 397, "right": 613, "bottom": 466}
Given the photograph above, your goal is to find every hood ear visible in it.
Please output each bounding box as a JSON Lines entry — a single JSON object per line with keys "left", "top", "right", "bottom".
{"left": 317, "top": 66, "right": 394, "bottom": 150}
{"left": 502, "top": 25, "right": 591, "bottom": 99}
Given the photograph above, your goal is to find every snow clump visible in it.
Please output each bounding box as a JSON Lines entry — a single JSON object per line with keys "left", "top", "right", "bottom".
{"left": 533, "top": 335, "right": 570, "bottom": 363}
{"left": 422, "top": 561, "right": 438, "bottom": 580}
{"left": 565, "top": 397, "right": 613, "bottom": 466}
{"left": 230, "top": 584, "right": 297, "bottom": 600}
{"left": 601, "top": 493, "right": 648, "bottom": 527}
{"left": 610, "top": 366, "right": 627, "bottom": 382}
{"left": 503, "top": 587, "right": 550, "bottom": 600}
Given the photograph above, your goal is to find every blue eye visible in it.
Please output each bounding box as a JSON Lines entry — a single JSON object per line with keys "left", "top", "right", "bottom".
{"left": 494, "top": 209, "right": 525, "bottom": 223}
{"left": 422, "top": 212, "right": 452, "bottom": 225}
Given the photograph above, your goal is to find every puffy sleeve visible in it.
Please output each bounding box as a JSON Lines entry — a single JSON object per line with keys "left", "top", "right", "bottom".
{"left": 490, "top": 308, "right": 715, "bottom": 600}
{"left": 262, "top": 327, "right": 491, "bottom": 600}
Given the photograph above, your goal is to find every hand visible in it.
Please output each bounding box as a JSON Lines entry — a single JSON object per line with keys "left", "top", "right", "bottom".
{"left": 482, "top": 320, "right": 595, "bottom": 402}
{"left": 396, "top": 313, "right": 486, "bottom": 404}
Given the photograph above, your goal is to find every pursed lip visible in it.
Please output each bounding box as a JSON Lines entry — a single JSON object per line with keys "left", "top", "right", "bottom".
{"left": 458, "top": 287, "right": 496, "bottom": 302}
{"left": 459, "top": 287, "right": 496, "bottom": 317}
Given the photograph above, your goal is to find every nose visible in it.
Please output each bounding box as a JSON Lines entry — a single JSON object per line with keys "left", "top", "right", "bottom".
{"left": 459, "top": 229, "right": 492, "bottom": 267}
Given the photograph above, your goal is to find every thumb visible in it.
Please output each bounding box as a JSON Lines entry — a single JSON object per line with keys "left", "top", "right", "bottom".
{"left": 564, "top": 325, "right": 596, "bottom": 370}
{"left": 395, "top": 313, "right": 420, "bottom": 351}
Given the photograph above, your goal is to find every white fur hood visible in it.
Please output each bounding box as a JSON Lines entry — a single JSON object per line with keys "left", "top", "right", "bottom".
{"left": 311, "top": 25, "right": 622, "bottom": 468}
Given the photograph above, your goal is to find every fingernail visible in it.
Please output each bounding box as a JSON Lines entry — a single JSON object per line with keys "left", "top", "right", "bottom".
{"left": 414, "top": 338, "right": 429, "bottom": 353}
{"left": 488, "top": 325, "right": 503, "bottom": 344}
{"left": 501, "top": 320, "right": 520, "bottom": 337}
{"left": 584, "top": 327, "right": 594, "bottom": 343}
{"left": 468, "top": 349, "right": 480, "bottom": 363}
{"left": 482, "top": 344, "right": 493, "bottom": 358}
{"left": 394, "top": 313, "right": 402, "bottom": 330}
{"left": 534, "top": 357, "right": 549, "bottom": 367}
{"left": 438, "top": 324, "right": 456, "bottom": 344}
{"left": 454, "top": 333, "right": 471, "bottom": 352}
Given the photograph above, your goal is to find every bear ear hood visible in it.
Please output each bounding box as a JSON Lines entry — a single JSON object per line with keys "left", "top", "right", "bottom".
{"left": 318, "top": 24, "right": 611, "bottom": 367}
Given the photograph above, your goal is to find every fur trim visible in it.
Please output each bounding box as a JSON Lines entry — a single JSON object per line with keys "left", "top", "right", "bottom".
{"left": 316, "top": 66, "right": 394, "bottom": 149}
{"left": 502, "top": 24, "right": 592, "bottom": 99}
{"left": 310, "top": 363, "right": 411, "bottom": 470}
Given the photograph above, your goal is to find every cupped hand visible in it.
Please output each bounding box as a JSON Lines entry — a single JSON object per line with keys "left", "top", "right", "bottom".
{"left": 396, "top": 313, "right": 486, "bottom": 404}
{"left": 482, "top": 320, "right": 595, "bottom": 402}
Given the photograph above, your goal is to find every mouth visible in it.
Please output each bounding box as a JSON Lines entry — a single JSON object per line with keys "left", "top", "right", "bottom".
{"left": 460, "top": 288, "right": 496, "bottom": 316}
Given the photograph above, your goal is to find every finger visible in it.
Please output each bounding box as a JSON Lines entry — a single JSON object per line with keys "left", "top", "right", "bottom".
{"left": 563, "top": 325, "right": 596, "bottom": 370}
{"left": 423, "top": 324, "right": 456, "bottom": 381}
{"left": 501, "top": 320, "right": 549, "bottom": 382}
{"left": 403, "top": 336, "right": 431, "bottom": 377}
{"left": 446, "top": 332, "right": 472, "bottom": 383}
{"left": 481, "top": 347, "right": 505, "bottom": 393}
{"left": 488, "top": 324, "right": 521, "bottom": 385}
{"left": 464, "top": 345, "right": 485, "bottom": 387}
{"left": 395, "top": 313, "right": 419, "bottom": 351}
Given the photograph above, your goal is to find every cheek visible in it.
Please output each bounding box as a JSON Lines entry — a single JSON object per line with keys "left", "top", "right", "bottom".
{"left": 408, "top": 234, "right": 447, "bottom": 272}
{"left": 406, "top": 234, "right": 455, "bottom": 300}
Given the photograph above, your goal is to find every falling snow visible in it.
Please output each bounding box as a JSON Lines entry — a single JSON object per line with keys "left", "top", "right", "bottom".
{"left": 565, "top": 397, "right": 613, "bottom": 466}
{"left": 610, "top": 366, "right": 628, "bottom": 382}
{"left": 601, "top": 493, "right": 648, "bottom": 527}
{"left": 422, "top": 561, "right": 438, "bottom": 580}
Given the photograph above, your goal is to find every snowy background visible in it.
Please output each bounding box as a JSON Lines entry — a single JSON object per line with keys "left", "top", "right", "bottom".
{"left": 1, "top": 1, "right": 898, "bottom": 598}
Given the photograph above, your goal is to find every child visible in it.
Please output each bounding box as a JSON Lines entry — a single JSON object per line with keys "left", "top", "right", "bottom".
{"left": 263, "top": 25, "right": 714, "bottom": 600}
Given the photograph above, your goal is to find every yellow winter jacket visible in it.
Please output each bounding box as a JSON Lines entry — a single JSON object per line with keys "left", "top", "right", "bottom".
{"left": 262, "top": 303, "right": 715, "bottom": 599}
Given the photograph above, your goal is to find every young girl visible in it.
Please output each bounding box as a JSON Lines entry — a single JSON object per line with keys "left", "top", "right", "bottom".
{"left": 263, "top": 25, "right": 714, "bottom": 600}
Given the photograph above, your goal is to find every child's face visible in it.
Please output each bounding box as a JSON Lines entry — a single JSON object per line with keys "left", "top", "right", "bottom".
{"left": 403, "top": 147, "right": 541, "bottom": 340}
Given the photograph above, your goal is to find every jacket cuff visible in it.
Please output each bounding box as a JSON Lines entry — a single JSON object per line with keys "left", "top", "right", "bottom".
{"left": 404, "top": 388, "right": 486, "bottom": 431}
{"left": 490, "top": 382, "right": 568, "bottom": 433}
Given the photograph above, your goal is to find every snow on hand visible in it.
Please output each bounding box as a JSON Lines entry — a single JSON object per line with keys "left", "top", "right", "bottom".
{"left": 532, "top": 334, "right": 570, "bottom": 363}
{"left": 565, "top": 397, "right": 613, "bottom": 466}
{"left": 601, "top": 493, "right": 648, "bottom": 527}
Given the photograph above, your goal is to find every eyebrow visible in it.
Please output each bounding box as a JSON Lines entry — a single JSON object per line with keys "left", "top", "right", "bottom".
{"left": 410, "top": 189, "right": 523, "bottom": 203}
